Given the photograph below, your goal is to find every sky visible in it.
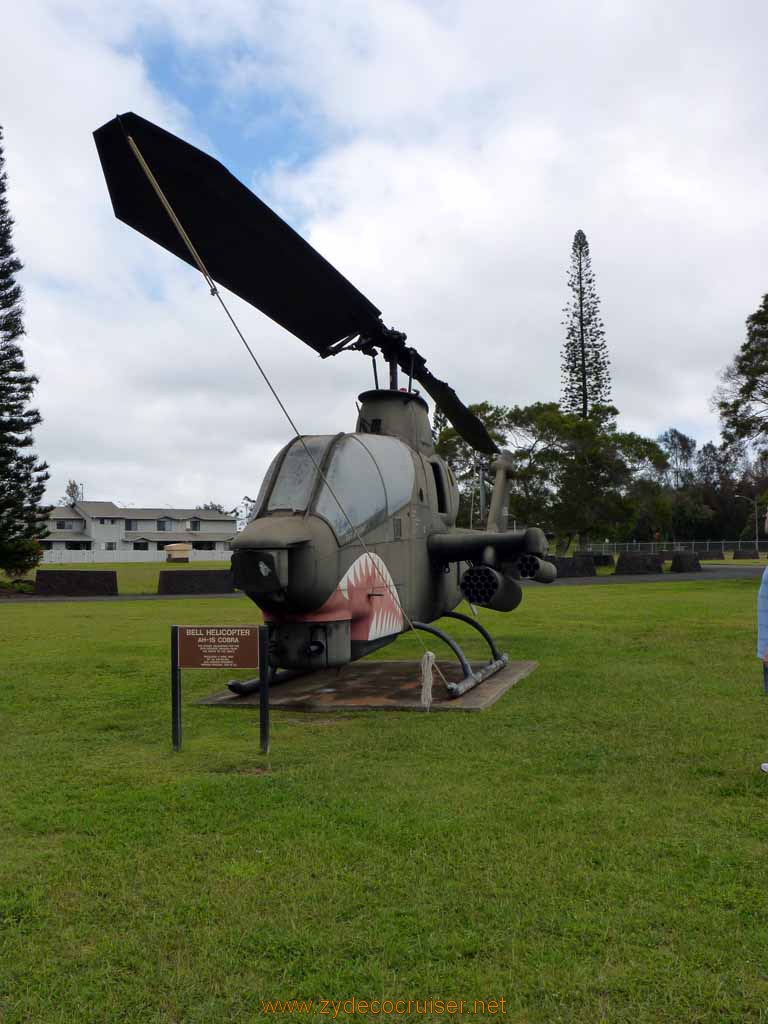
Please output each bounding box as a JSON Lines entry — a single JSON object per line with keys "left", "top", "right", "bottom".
{"left": 3, "top": 0, "right": 767, "bottom": 510}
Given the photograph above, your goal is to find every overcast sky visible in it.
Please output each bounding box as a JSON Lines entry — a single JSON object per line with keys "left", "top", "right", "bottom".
{"left": 3, "top": 1, "right": 767, "bottom": 510}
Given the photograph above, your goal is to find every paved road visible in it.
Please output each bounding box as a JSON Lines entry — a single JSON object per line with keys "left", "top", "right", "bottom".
{"left": 524, "top": 563, "right": 766, "bottom": 587}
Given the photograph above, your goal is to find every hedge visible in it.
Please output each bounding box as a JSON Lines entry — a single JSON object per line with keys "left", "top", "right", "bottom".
{"left": 35, "top": 570, "right": 118, "bottom": 597}
{"left": 157, "top": 569, "right": 235, "bottom": 595}
{"left": 615, "top": 553, "right": 664, "bottom": 575}
{"left": 670, "top": 552, "right": 702, "bottom": 572}
{"left": 547, "top": 554, "right": 596, "bottom": 578}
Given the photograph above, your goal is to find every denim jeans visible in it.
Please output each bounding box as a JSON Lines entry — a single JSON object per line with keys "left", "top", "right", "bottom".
{"left": 763, "top": 662, "right": 768, "bottom": 695}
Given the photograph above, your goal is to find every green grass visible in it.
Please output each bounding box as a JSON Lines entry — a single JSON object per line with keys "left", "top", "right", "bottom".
{"left": 3, "top": 561, "right": 229, "bottom": 595}
{"left": 1, "top": 580, "right": 767, "bottom": 1023}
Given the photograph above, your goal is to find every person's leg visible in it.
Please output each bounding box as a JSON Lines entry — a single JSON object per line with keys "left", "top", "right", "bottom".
{"left": 763, "top": 662, "right": 768, "bottom": 695}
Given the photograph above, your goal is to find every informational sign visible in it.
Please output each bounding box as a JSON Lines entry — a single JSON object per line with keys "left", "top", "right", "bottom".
{"left": 170, "top": 624, "right": 269, "bottom": 754}
{"left": 176, "top": 625, "right": 260, "bottom": 670}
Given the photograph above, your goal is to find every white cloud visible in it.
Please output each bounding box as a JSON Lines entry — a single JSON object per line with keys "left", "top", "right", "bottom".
{"left": 3, "top": 0, "right": 768, "bottom": 509}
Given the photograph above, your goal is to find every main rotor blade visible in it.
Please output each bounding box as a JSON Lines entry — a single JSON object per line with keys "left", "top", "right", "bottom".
{"left": 93, "top": 112, "right": 382, "bottom": 352}
{"left": 374, "top": 334, "right": 499, "bottom": 454}
{"left": 413, "top": 365, "right": 500, "bottom": 454}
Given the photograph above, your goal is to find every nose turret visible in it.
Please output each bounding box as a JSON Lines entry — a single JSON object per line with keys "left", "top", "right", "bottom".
{"left": 231, "top": 514, "right": 339, "bottom": 614}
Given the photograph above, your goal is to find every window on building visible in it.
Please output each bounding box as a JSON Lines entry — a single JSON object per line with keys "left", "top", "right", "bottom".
{"left": 125, "top": 519, "right": 137, "bottom": 531}
{"left": 192, "top": 541, "right": 215, "bottom": 551}
{"left": 40, "top": 541, "right": 52, "bottom": 550}
{"left": 133, "top": 542, "right": 148, "bottom": 551}
{"left": 55, "top": 520, "right": 72, "bottom": 530}
{"left": 104, "top": 542, "right": 116, "bottom": 551}
{"left": 189, "top": 519, "right": 201, "bottom": 531}
{"left": 157, "top": 541, "right": 167, "bottom": 550}
{"left": 157, "top": 520, "right": 168, "bottom": 531}
{"left": 65, "top": 541, "right": 91, "bottom": 551}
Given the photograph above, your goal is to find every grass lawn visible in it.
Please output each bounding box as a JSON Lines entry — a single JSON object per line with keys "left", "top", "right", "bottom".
{"left": 1, "top": 579, "right": 767, "bottom": 1023}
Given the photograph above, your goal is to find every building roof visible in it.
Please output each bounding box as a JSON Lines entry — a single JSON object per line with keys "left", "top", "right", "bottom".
{"left": 76, "top": 501, "right": 123, "bottom": 517}
{"left": 130, "top": 531, "right": 235, "bottom": 543}
{"left": 125, "top": 508, "right": 234, "bottom": 521}
{"left": 45, "top": 503, "right": 235, "bottom": 523}
{"left": 43, "top": 530, "right": 90, "bottom": 541}
{"left": 48, "top": 506, "right": 85, "bottom": 519}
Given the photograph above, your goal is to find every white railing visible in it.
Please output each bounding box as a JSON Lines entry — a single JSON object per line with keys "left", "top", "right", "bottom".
{"left": 41, "top": 549, "right": 232, "bottom": 564}
{"left": 578, "top": 540, "right": 767, "bottom": 555}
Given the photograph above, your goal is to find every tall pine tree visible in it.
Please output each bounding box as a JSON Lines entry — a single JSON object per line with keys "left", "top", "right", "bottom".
{"left": 560, "top": 229, "right": 612, "bottom": 417}
{"left": 0, "top": 125, "right": 50, "bottom": 575}
{"left": 717, "top": 294, "right": 768, "bottom": 445}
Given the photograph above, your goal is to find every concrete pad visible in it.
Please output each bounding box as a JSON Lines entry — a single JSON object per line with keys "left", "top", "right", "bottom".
{"left": 197, "top": 659, "right": 538, "bottom": 713}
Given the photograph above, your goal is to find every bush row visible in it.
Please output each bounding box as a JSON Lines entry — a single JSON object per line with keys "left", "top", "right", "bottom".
{"left": 35, "top": 569, "right": 235, "bottom": 597}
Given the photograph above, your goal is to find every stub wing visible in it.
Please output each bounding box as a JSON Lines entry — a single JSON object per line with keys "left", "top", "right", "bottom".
{"left": 428, "top": 527, "right": 557, "bottom": 584}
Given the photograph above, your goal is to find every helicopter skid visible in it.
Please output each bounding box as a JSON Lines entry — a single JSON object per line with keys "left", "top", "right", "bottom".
{"left": 445, "top": 654, "right": 509, "bottom": 697}
{"left": 410, "top": 614, "right": 509, "bottom": 698}
{"left": 201, "top": 659, "right": 537, "bottom": 712}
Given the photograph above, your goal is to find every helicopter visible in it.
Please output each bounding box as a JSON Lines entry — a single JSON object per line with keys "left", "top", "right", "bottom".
{"left": 93, "top": 112, "right": 557, "bottom": 697}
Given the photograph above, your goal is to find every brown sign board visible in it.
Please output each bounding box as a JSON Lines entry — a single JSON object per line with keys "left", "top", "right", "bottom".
{"left": 177, "top": 625, "right": 260, "bottom": 669}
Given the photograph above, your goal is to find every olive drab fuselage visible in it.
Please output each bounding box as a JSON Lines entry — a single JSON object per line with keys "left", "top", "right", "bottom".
{"left": 231, "top": 390, "right": 553, "bottom": 672}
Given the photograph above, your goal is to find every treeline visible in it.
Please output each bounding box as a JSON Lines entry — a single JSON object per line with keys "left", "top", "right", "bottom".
{"left": 435, "top": 231, "right": 768, "bottom": 551}
{"left": 435, "top": 407, "right": 765, "bottom": 550}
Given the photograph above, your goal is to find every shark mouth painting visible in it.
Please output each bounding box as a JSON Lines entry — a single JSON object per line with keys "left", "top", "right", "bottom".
{"left": 338, "top": 552, "right": 404, "bottom": 641}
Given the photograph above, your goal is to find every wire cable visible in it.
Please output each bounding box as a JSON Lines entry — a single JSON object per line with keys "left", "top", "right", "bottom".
{"left": 126, "top": 134, "right": 446, "bottom": 683}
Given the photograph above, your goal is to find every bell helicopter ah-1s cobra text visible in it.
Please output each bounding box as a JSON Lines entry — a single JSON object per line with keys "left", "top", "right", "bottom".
{"left": 93, "top": 112, "right": 557, "bottom": 697}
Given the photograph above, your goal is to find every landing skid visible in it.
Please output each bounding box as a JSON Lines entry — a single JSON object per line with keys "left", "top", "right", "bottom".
{"left": 228, "top": 612, "right": 507, "bottom": 699}
{"left": 412, "top": 612, "right": 508, "bottom": 697}
{"left": 226, "top": 666, "right": 297, "bottom": 696}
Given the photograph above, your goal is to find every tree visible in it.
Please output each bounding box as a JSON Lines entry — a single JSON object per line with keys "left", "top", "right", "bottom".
{"left": 196, "top": 502, "right": 226, "bottom": 513}
{"left": 505, "top": 403, "right": 666, "bottom": 551}
{"left": 231, "top": 495, "right": 259, "bottom": 530}
{"left": 657, "top": 428, "right": 697, "bottom": 489}
{"left": 560, "top": 229, "right": 611, "bottom": 418}
{"left": 717, "top": 294, "right": 768, "bottom": 445}
{"left": 434, "top": 402, "right": 511, "bottom": 526}
{"left": 60, "top": 479, "right": 82, "bottom": 506}
{"left": 0, "top": 126, "right": 49, "bottom": 576}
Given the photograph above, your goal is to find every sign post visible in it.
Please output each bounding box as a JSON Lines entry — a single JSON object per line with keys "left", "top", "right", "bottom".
{"left": 259, "top": 627, "right": 270, "bottom": 755}
{"left": 171, "top": 625, "right": 182, "bottom": 752}
{"left": 171, "top": 625, "right": 265, "bottom": 752}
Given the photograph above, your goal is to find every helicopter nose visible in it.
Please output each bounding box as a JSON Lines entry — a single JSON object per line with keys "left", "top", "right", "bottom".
{"left": 230, "top": 516, "right": 314, "bottom": 601}
{"left": 231, "top": 547, "right": 289, "bottom": 595}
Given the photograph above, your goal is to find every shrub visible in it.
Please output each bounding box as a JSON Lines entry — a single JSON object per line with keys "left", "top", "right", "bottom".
{"left": 157, "top": 570, "right": 234, "bottom": 595}
{"left": 670, "top": 553, "right": 702, "bottom": 572}
{"left": 615, "top": 553, "right": 664, "bottom": 574}
{"left": 591, "top": 553, "right": 615, "bottom": 567}
{"left": 547, "top": 554, "right": 596, "bottom": 578}
{"left": 35, "top": 570, "right": 118, "bottom": 596}
{"left": 0, "top": 537, "right": 42, "bottom": 577}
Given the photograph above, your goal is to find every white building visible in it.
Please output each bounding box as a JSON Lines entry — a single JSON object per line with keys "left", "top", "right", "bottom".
{"left": 40, "top": 501, "right": 236, "bottom": 562}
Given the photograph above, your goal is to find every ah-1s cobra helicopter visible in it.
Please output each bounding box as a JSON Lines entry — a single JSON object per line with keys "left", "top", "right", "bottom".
{"left": 94, "top": 112, "right": 557, "bottom": 696}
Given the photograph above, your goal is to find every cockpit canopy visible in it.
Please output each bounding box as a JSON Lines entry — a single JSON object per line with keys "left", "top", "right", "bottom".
{"left": 254, "top": 434, "right": 416, "bottom": 544}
